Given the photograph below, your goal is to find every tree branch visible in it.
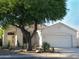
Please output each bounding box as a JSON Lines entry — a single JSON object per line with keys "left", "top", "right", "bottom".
{"left": 31, "top": 21, "right": 37, "bottom": 39}
{"left": 12, "top": 24, "right": 20, "bottom": 28}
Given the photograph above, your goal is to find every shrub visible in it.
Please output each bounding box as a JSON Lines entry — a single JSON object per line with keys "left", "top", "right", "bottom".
{"left": 42, "top": 42, "right": 50, "bottom": 52}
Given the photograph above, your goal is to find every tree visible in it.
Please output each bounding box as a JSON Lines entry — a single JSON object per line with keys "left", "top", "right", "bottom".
{"left": 0, "top": 0, "right": 66, "bottom": 51}
{"left": 0, "top": 27, "right": 4, "bottom": 38}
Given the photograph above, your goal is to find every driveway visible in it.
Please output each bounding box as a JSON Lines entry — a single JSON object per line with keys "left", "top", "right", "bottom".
{"left": 54, "top": 48, "right": 79, "bottom": 53}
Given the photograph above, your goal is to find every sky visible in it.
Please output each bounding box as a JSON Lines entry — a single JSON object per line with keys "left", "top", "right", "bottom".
{"left": 61, "top": 0, "right": 79, "bottom": 30}
{"left": 47, "top": 0, "right": 79, "bottom": 30}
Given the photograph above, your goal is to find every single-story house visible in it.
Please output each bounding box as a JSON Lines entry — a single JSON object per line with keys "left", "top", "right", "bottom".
{"left": 2, "top": 22, "right": 79, "bottom": 48}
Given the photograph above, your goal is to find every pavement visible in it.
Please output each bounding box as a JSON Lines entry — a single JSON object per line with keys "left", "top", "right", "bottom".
{"left": 0, "top": 48, "right": 79, "bottom": 59}
{"left": 54, "top": 48, "right": 79, "bottom": 53}
{"left": 0, "top": 57, "right": 78, "bottom": 59}
{"left": 0, "top": 53, "right": 79, "bottom": 59}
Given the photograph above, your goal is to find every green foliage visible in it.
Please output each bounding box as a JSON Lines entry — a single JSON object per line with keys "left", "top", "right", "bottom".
{"left": 0, "top": 27, "right": 4, "bottom": 38}
{"left": 0, "top": 0, "right": 66, "bottom": 27}
{"left": 42, "top": 42, "right": 50, "bottom": 52}
{"left": 0, "top": 0, "right": 16, "bottom": 14}
{"left": 0, "top": 0, "right": 17, "bottom": 28}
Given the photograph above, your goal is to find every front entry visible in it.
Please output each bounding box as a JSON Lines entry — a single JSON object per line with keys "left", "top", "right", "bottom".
{"left": 7, "top": 32, "right": 16, "bottom": 48}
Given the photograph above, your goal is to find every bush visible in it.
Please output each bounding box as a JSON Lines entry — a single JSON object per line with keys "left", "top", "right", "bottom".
{"left": 42, "top": 42, "right": 50, "bottom": 52}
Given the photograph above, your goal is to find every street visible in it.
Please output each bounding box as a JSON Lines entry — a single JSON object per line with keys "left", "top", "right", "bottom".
{"left": 0, "top": 53, "right": 79, "bottom": 59}
{"left": 0, "top": 57, "right": 78, "bottom": 59}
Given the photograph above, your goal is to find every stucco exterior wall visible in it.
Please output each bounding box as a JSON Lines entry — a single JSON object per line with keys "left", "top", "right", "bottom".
{"left": 2, "top": 25, "right": 39, "bottom": 48}
{"left": 31, "top": 32, "right": 39, "bottom": 48}
{"left": 2, "top": 31, "right": 8, "bottom": 47}
{"left": 3, "top": 26, "right": 17, "bottom": 47}
{"left": 16, "top": 28, "right": 23, "bottom": 47}
{"left": 77, "top": 31, "right": 79, "bottom": 47}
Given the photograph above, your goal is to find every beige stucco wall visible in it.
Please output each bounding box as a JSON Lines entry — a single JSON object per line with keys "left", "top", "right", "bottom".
{"left": 2, "top": 31, "right": 8, "bottom": 47}
{"left": 31, "top": 32, "right": 39, "bottom": 48}
{"left": 42, "top": 23, "right": 77, "bottom": 48}
{"left": 3, "top": 26, "right": 23, "bottom": 47}
{"left": 2, "top": 25, "right": 40, "bottom": 48}
{"left": 3, "top": 26, "right": 17, "bottom": 47}
{"left": 16, "top": 28, "right": 23, "bottom": 47}
{"left": 77, "top": 31, "right": 79, "bottom": 47}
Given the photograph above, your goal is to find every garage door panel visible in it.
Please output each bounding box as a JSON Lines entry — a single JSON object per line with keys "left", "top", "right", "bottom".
{"left": 44, "top": 35, "right": 71, "bottom": 48}
{"left": 54, "top": 36, "right": 71, "bottom": 47}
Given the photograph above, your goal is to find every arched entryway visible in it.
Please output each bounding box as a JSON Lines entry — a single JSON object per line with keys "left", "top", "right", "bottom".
{"left": 7, "top": 32, "right": 16, "bottom": 48}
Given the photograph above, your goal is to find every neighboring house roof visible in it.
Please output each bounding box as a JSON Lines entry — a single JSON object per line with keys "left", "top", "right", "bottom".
{"left": 43, "top": 22, "right": 77, "bottom": 32}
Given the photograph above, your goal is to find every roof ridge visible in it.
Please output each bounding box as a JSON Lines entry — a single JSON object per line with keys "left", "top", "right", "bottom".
{"left": 43, "top": 22, "right": 77, "bottom": 32}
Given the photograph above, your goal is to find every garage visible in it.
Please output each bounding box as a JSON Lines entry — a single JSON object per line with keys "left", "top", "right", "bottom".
{"left": 42, "top": 22, "right": 77, "bottom": 48}
{"left": 44, "top": 34, "right": 72, "bottom": 48}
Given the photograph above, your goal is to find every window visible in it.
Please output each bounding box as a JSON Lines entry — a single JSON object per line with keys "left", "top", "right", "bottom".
{"left": 7, "top": 32, "right": 14, "bottom": 35}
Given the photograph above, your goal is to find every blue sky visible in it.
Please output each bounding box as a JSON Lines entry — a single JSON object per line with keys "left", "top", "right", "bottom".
{"left": 46, "top": 0, "right": 79, "bottom": 30}
{"left": 56, "top": 0, "right": 79, "bottom": 30}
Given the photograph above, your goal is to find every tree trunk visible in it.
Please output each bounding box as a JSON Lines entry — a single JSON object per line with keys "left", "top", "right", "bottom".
{"left": 27, "top": 32, "right": 32, "bottom": 51}
{"left": 14, "top": 21, "right": 38, "bottom": 51}
{"left": 31, "top": 21, "right": 37, "bottom": 39}
{"left": 20, "top": 27, "right": 32, "bottom": 51}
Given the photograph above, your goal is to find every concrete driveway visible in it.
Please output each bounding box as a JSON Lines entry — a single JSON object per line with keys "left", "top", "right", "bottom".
{"left": 54, "top": 48, "right": 79, "bottom": 53}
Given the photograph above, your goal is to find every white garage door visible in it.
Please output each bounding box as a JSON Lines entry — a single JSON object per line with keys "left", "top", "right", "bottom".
{"left": 44, "top": 35, "right": 72, "bottom": 48}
